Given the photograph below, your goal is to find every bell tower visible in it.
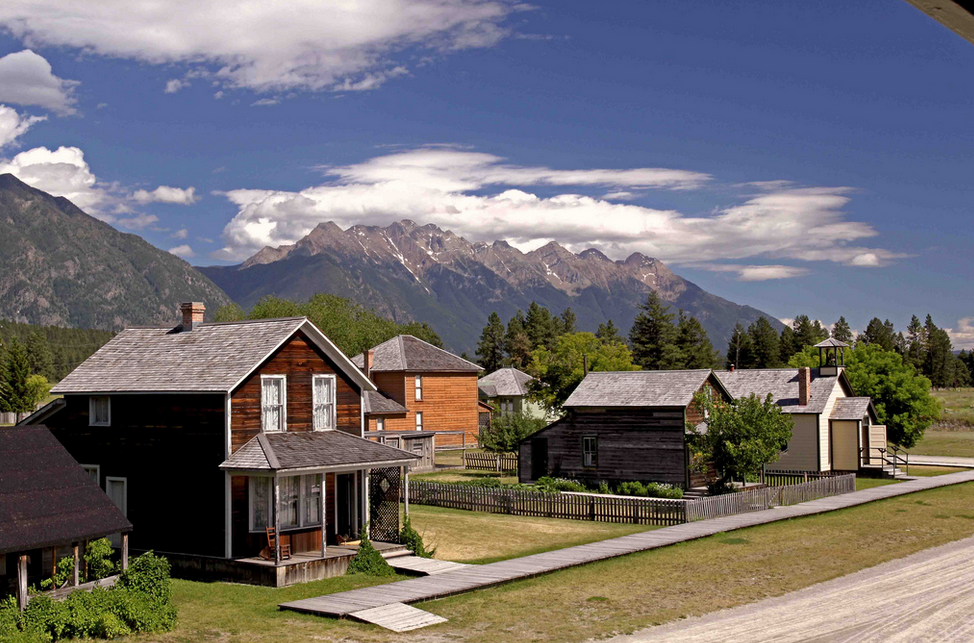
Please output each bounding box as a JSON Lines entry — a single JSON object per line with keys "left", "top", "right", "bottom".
{"left": 815, "top": 337, "right": 848, "bottom": 376}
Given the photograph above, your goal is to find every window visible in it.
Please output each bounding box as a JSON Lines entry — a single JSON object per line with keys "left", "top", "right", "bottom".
{"left": 249, "top": 474, "right": 323, "bottom": 532}
{"left": 582, "top": 436, "right": 597, "bottom": 467}
{"left": 415, "top": 411, "right": 423, "bottom": 431}
{"left": 376, "top": 417, "right": 385, "bottom": 431}
{"left": 261, "top": 375, "right": 286, "bottom": 432}
{"left": 312, "top": 374, "right": 336, "bottom": 431}
{"left": 414, "top": 375, "right": 423, "bottom": 401}
{"left": 500, "top": 399, "right": 515, "bottom": 416}
{"left": 105, "top": 477, "right": 127, "bottom": 545}
{"left": 81, "top": 464, "right": 100, "bottom": 484}
{"left": 411, "top": 440, "right": 424, "bottom": 455}
{"left": 89, "top": 397, "right": 110, "bottom": 426}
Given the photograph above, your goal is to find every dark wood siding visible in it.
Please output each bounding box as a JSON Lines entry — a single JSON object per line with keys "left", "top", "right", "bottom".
{"left": 46, "top": 393, "right": 226, "bottom": 558}
{"left": 230, "top": 332, "right": 363, "bottom": 452}
{"left": 519, "top": 408, "right": 688, "bottom": 487}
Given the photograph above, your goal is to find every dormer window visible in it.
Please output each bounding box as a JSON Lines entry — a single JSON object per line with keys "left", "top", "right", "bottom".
{"left": 261, "top": 375, "right": 286, "bottom": 432}
{"left": 89, "top": 396, "right": 110, "bottom": 426}
{"left": 312, "top": 374, "right": 336, "bottom": 431}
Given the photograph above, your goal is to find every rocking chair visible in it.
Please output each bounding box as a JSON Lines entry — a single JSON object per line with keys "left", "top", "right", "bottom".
{"left": 261, "top": 527, "right": 291, "bottom": 561}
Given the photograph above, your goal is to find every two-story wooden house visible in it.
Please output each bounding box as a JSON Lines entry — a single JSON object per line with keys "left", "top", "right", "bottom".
{"left": 353, "top": 335, "right": 482, "bottom": 448}
{"left": 27, "top": 303, "right": 418, "bottom": 587}
{"left": 518, "top": 370, "right": 732, "bottom": 487}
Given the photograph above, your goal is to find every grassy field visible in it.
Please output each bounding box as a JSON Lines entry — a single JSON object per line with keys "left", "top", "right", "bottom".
{"left": 931, "top": 388, "right": 974, "bottom": 429}
{"left": 912, "top": 431, "right": 974, "bottom": 458}
{"left": 148, "top": 480, "right": 974, "bottom": 643}
{"left": 434, "top": 447, "right": 483, "bottom": 467}
{"left": 413, "top": 469, "right": 519, "bottom": 485}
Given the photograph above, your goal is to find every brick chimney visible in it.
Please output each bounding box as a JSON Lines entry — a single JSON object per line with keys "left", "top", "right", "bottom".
{"left": 363, "top": 349, "right": 374, "bottom": 379}
{"left": 180, "top": 302, "right": 205, "bottom": 332}
{"left": 798, "top": 367, "right": 811, "bottom": 406}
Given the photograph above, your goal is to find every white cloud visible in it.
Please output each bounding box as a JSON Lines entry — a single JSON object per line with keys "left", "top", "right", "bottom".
{"left": 0, "top": 50, "right": 77, "bottom": 114}
{"left": 116, "top": 212, "right": 159, "bottom": 229}
{"left": 132, "top": 185, "right": 198, "bottom": 205}
{"left": 946, "top": 317, "right": 974, "bottom": 350}
{"left": 251, "top": 98, "right": 280, "bottom": 107}
{"left": 164, "top": 78, "right": 188, "bottom": 93}
{"left": 0, "top": 1, "right": 522, "bottom": 94}
{"left": 0, "top": 145, "right": 115, "bottom": 216}
{"left": 168, "top": 244, "right": 195, "bottom": 258}
{"left": 213, "top": 146, "right": 900, "bottom": 270}
{"left": 171, "top": 227, "right": 188, "bottom": 239}
{"left": 693, "top": 263, "right": 810, "bottom": 282}
{"left": 0, "top": 104, "right": 45, "bottom": 148}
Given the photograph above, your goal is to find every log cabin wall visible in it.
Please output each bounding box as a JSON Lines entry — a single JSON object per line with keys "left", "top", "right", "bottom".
{"left": 369, "top": 372, "right": 480, "bottom": 447}
{"left": 519, "top": 407, "right": 688, "bottom": 487}
{"left": 46, "top": 393, "right": 226, "bottom": 557}
{"left": 685, "top": 376, "right": 730, "bottom": 426}
{"left": 230, "top": 331, "right": 363, "bottom": 452}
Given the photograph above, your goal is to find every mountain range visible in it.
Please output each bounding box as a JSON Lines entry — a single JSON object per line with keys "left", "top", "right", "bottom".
{"left": 0, "top": 174, "right": 231, "bottom": 329}
{"left": 200, "top": 220, "right": 783, "bottom": 353}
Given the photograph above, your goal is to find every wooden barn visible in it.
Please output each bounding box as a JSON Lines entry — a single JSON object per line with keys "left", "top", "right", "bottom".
{"left": 24, "top": 303, "right": 419, "bottom": 587}
{"left": 0, "top": 425, "right": 132, "bottom": 610}
{"left": 353, "top": 335, "right": 483, "bottom": 448}
{"left": 518, "top": 370, "right": 732, "bottom": 488}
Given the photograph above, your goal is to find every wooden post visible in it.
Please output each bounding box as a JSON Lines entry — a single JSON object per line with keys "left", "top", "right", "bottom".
{"left": 82, "top": 540, "right": 88, "bottom": 581}
{"left": 16, "top": 554, "right": 28, "bottom": 611}
{"left": 72, "top": 543, "right": 80, "bottom": 586}
{"left": 363, "top": 469, "right": 371, "bottom": 540}
{"left": 121, "top": 533, "right": 129, "bottom": 571}
{"left": 273, "top": 475, "right": 281, "bottom": 565}
{"left": 403, "top": 466, "right": 409, "bottom": 519}
{"left": 50, "top": 547, "right": 56, "bottom": 588}
{"left": 320, "top": 474, "right": 327, "bottom": 559}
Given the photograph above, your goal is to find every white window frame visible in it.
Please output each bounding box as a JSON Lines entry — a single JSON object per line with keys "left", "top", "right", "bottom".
{"left": 415, "top": 411, "right": 423, "bottom": 431}
{"left": 249, "top": 477, "right": 273, "bottom": 533}
{"left": 312, "top": 374, "right": 337, "bottom": 431}
{"left": 248, "top": 474, "right": 324, "bottom": 533}
{"left": 89, "top": 396, "right": 111, "bottom": 427}
{"left": 260, "top": 375, "right": 287, "bottom": 433}
{"left": 414, "top": 375, "right": 423, "bottom": 401}
{"left": 105, "top": 477, "right": 128, "bottom": 516}
{"left": 376, "top": 417, "right": 385, "bottom": 431}
{"left": 582, "top": 436, "right": 597, "bottom": 468}
{"left": 81, "top": 464, "right": 100, "bottom": 484}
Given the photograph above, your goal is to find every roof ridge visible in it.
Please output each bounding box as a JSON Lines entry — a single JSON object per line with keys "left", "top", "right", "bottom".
{"left": 257, "top": 433, "right": 281, "bottom": 469}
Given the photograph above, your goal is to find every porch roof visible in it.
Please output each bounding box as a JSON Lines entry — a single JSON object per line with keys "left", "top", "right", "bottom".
{"left": 220, "top": 430, "right": 419, "bottom": 473}
{"left": 830, "top": 397, "right": 876, "bottom": 422}
{"left": 363, "top": 390, "right": 408, "bottom": 415}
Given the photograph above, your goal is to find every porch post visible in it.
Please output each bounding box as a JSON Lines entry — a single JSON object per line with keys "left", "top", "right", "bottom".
{"left": 402, "top": 466, "right": 409, "bottom": 519}
{"left": 363, "top": 469, "right": 370, "bottom": 539}
{"left": 72, "top": 543, "right": 80, "bottom": 586}
{"left": 16, "top": 554, "right": 28, "bottom": 611}
{"left": 273, "top": 474, "right": 281, "bottom": 565}
{"left": 320, "top": 474, "right": 327, "bottom": 559}
{"left": 121, "top": 533, "right": 129, "bottom": 571}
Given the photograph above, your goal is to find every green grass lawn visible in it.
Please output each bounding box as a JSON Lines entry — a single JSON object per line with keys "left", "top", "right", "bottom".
{"left": 932, "top": 388, "right": 974, "bottom": 429}
{"left": 413, "top": 469, "right": 519, "bottom": 485}
{"left": 149, "top": 481, "right": 974, "bottom": 643}
{"left": 906, "top": 465, "right": 967, "bottom": 477}
{"left": 911, "top": 431, "right": 974, "bottom": 458}
{"left": 434, "top": 447, "right": 483, "bottom": 467}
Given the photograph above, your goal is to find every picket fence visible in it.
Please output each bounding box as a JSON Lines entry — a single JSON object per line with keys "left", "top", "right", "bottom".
{"left": 463, "top": 452, "right": 518, "bottom": 472}
{"left": 406, "top": 473, "right": 857, "bottom": 526}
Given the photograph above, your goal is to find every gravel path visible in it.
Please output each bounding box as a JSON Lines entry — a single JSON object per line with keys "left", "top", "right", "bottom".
{"left": 910, "top": 454, "right": 974, "bottom": 468}
{"left": 609, "top": 535, "right": 974, "bottom": 643}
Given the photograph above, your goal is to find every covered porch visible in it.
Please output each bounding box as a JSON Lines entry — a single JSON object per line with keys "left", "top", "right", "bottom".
{"left": 219, "top": 430, "right": 419, "bottom": 586}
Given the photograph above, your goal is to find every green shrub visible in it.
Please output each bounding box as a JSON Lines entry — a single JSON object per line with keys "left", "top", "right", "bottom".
{"left": 62, "top": 588, "right": 105, "bottom": 638}
{"left": 480, "top": 412, "right": 546, "bottom": 453}
{"left": 596, "top": 481, "right": 611, "bottom": 495}
{"left": 615, "top": 481, "right": 683, "bottom": 499}
{"left": 346, "top": 526, "right": 396, "bottom": 577}
{"left": 535, "top": 477, "right": 587, "bottom": 493}
{"left": 20, "top": 595, "right": 67, "bottom": 640}
{"left": 84, "top": 539, "right": 116, "bottom": 581}
{"left": 93, "top": 612, "right": 130, "bottom": 640}
{"left": 116, "top": 552, "right": 171, "bottom": 605}
{"left": 53, "top": 557, "right": 75, "bottom": 589}
{"left": 399, "top": 516, "right": 436, "bottom": 559}
{"left": 107, "top": 590, "right": 176, "bottom": 633}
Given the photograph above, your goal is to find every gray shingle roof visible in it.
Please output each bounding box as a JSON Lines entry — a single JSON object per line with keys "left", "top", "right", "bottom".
{"left": 564, "top": 370, "right": 715, "bottom": 408}
{"left": 717, "top": 368, "right": 844, "bottom": 414}
{"left": 220, "top": 430, "right": 419, "bottom": 472}
{"left": 363, "top": 390, "right": 408, "bottom": 415}
{"left": 352, "top": 335, "right": 481, "bottom": 373}
{"left": 478, "top": 367, "right": 534, "bottom": 398}
{"left": 831, "top": 397, "right": 873, "bottom": 421}
{"left": 51, "top": 317, "right": 375, "bottom": 394}
{"left": 0, "top": 426, "right": 132, "bottom": 554}
{"left": 815, "top": 337, "right": 850, "bottom": 348}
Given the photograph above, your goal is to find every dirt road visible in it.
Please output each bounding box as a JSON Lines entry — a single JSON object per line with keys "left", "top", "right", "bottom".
{"left": 609, "top": 535, "right": 974, "bottom": 643}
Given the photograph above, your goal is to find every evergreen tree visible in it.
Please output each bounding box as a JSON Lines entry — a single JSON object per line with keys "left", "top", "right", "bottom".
{"left": 628, "top": 292, "right": 681, "bottom": 370}
{"left": 595, "top": 319, "right": 623, "bottom": 344}
{"left": 831, "top": 316, "right": 853, "bottom": 344}
{"left": 25, "top": 331, "right": 55, "bottom": 380}
{"left": 525, "top": 302, "right": 558, "bottom": 351}
{"left": 792, "top": 315, "right": 819, "bottom": 350}
{"left": 559, "top": 307, "right": 577, "bottom": 335}
{"left": 0, "top": 339, "right": 38, "bottom": 413}
{"left": 779, "top": 325, "right": 797, "bottom": 364}
{"left": 923, "top": 316, "right": 956, "bottom": 388}
{"left": 504, "top": 311, "right": 532, "bottom": 368}
{"left": 676, "top": 310, "right": 718, "bottom": 369}
{"left": 811, "top": 320, "right": 830, "bottom": 343}
{"left": 748, "top": 317, "right": 781, "bottom": 368}
{"left": 726, "top": 322, "right": 755, "bottom": 369}
{"left": 857, "top": 317, "right": 896, "bottom": 352}
{"left": 475, "top": 312, "right": 506, "bottom": 373}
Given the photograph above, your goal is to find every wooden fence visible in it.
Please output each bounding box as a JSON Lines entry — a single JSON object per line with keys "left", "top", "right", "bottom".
{"left": 407, "top": 480, "right": 686, "bottom": 526}
{"left": 407, "top": 474, "right": 857, "bottom": 526}
{"left": 684, "top": 474, "right": 856, "bottom": 522}
{"left": 761, "top": 469, "right": 840, "bottom": 487}
{"left": 463, "top": 452, "right": 518, "bottom": 472}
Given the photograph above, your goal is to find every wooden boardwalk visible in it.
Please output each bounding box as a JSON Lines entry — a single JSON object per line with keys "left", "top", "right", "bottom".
{"left": 387, "top": 555, "right": 470, "bottom": 575}
{"left": 280, "top": 470, "right": 974, "bottom": 628}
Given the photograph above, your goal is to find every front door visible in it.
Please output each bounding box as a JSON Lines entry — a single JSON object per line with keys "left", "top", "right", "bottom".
{"left": 531, "top": 438, "right": 548, "bottom": 480}
{"left": 832, "top": 421, "right": 860, "bottom": 471}
{"left": 335, "top": 474, "right": 355, "bottom": 541}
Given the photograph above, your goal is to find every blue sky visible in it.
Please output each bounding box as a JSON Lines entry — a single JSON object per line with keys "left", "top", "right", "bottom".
{"left": 0, "top": 1, "right": 972, "bottom": 345}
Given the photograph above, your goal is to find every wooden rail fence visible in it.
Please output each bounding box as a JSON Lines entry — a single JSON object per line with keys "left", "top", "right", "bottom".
{"left": 407, "top": 474, "right": 857, "bottom": 526}
{"left": 761, "top": 469, "right": 840, "bottom": 487}
{"left": 463, "top": 452, "right": 518, "bottom": 472}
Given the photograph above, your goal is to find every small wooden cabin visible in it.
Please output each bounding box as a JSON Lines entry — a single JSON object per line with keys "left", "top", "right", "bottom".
{"left": 518, "top": 370, "right": 732, "bottom": 488}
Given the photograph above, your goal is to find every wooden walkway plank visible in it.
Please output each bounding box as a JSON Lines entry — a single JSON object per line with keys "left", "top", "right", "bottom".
{"left": 350, "top": 602, "right": 448, "bottom": 632}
